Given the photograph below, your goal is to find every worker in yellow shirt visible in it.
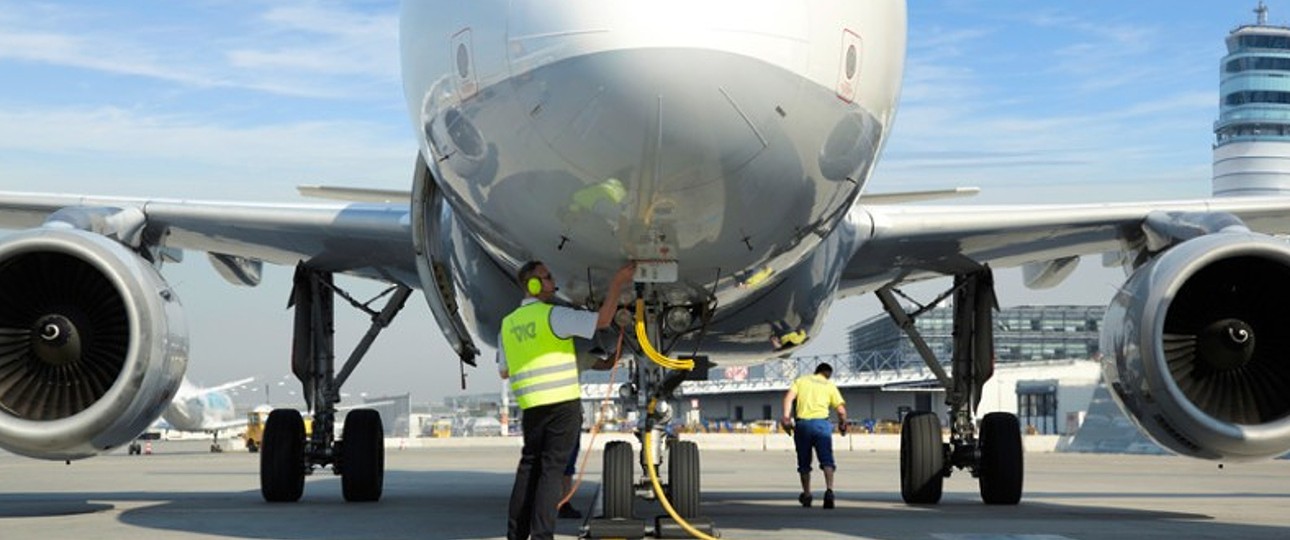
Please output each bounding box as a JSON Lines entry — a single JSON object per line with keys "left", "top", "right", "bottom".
{"left": 781, "top": 362, "right": 847, "bottom": 509}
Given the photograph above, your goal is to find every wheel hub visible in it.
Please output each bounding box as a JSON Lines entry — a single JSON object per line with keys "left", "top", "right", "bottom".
{"left": 30, "top": 314, "right": 82, "bottom": 367}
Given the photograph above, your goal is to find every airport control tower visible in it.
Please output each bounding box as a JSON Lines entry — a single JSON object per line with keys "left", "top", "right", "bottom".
{"left": 1214, "top": 2, "right": 1290, "bottom": 196}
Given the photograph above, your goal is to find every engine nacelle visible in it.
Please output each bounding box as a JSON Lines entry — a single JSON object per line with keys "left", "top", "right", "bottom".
{"left": 1101, "top": 232, "right": 1290, "bottom": 460}
{"left": 0, "top": 228, "right": 187, "bottom": 460}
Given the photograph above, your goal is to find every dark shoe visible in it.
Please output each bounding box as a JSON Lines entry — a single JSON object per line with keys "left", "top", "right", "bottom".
{"left": 798, "top": 492, "right": 812, "bottom": 508}
{"left": 558, "top": 502, "right": 582, "bottom": 519}
{"left": 823, "top": 489, "right": 835, "bottom": 509}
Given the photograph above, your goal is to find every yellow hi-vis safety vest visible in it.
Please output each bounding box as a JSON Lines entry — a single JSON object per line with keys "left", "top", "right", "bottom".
{"left": 502, "top": 302, "right": 581, "bottom": 409}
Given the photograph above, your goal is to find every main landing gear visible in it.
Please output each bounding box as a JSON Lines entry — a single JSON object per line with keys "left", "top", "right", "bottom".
{"left": 878, "top": 267, "right": 1024, "bottom": 506}
{"left": 585, "top": 296, "right": 716, "bottom": 539}
{"left": 259, "top": 265, "right": 410, "bottom": 503}
{"left": 209, "top": 431, "right": 224, "bottom": 453}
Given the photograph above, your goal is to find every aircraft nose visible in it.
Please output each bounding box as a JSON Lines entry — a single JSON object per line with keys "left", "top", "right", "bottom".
{"left": 503, "top": 0, "right": 804, "bottom": 95}
{"left": 511, "top": 48, "right": 777, "bottom": 192}
{"left": 502, "top": 2, "right": 811, "bottom": 197}
{"left": 505, "top": 1, "right": 809, "bottom": 76}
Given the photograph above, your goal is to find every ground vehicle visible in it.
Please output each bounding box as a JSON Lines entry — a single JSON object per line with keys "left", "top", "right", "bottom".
{"left": 245, "top": 406, "right": 311, "bottom": 452}
{"left": 429, "top": 418, "right": 453, "bottom": 438}
{"left": 127, "top": 431, "right": 162, "bottom": 455}
{"left": 244, "top": 408, "right": 269, "bottom": 452}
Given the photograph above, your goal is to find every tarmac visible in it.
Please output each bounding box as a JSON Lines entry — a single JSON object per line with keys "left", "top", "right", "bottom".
{"left": 1, "top": 435, "right": 1287, "bottom": 540}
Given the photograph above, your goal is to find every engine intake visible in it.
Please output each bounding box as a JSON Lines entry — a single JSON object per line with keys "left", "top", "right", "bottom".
{"left": 1102, "top": 232, "right": 1290, "bottom": 460}
{"left": 0, "top": 228, "right": 186, "bottom": 460}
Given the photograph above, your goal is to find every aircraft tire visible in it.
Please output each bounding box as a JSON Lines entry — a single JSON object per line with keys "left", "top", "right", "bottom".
{"left": 978, "top": 412, "right": 1023, "bottom": 505}
{"left": 341, "top": 408, "right": 385, "bottom": 502}
{"left": 261, "top": 408, "right": 306, "bottom": 502}
{"left": 900, "top": 411, "right": 944, "bottom": 504}
{"left": 603, "top": 441, "right": 634, "bottom": 519}
{"left": 667, "top": 440, "right": 701, "bottom": 518}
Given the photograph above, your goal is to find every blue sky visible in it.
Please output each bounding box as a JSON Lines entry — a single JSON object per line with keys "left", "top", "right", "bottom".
{"left": 0, "top": 1, "right": 1272, "bottom": 403}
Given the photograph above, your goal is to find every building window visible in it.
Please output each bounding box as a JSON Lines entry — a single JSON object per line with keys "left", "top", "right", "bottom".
{"left": 1239, "top": 35, "right": 1290, "bottom": 50}
{"left": 1225, "top": 56, "right": 1290, "bottom": 72}
{"left": 1225, "top": 90, "right": 1290, "bottom": 106}
{"left": 1017, "top": 380, "right": 1058, "bottom": 435}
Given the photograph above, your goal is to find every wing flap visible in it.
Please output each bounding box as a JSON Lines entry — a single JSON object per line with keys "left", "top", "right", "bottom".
{"left": 297, "top": 185, "right": 411, "bottom": 204}
{"left": 859, "top": 186, "right": 980, "bottom": 204}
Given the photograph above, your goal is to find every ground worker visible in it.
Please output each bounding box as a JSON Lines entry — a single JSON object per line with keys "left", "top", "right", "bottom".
{"left": 780, "top": 362, "right": 847, "bottom": 509}
{"left": 557, "top": 439, "right": 584, "bottom": 519}
{"left": 557, "top": 349, "right": 618, "bottom": 520}
{"left": 498, "top": 260, "right": 635, "bottom": 540}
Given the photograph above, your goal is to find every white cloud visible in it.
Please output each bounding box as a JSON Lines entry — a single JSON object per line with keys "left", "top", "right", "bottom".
{"left": 0, "top": 105, "right": 415, "bottom": 199}
{"left": 0, "top": 28, "right": 219, "bottom": 86}
{"left": 878, "top": 3, "right": 1222, "bottom": 203}
{"left": 0, "top": 1, "right": 400, "bottom": 99}
{"left": 227, "top": 3, "right": 399, "bottom": 80}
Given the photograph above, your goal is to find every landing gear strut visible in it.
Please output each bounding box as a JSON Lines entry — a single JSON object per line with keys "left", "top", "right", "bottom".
{"left": 210, "top": 431, "right": 224, "bottom": 453}
{"left": 587, "top": 362, "right": 713, "bottom": 539}
{"left": 878, "top": 267, "right": 1024, "bottom": 505}
{"left": 259, "top": 264, "right": 409, "bottom": 503}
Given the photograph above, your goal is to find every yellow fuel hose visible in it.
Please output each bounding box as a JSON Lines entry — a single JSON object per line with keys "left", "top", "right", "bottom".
{"left": 636, "top": 298, "right": 713, "bottom": 538}
{"left": 634, "top": 299, "right": 694, "bottom": 370}
{"left": 644, "top": 429, "right": 718, "bottom": 540}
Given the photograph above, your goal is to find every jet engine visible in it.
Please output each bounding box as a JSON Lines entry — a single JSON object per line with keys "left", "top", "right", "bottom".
{"left": 1101, "top": 232, "right": 1290, "bottom": 460}
{"left": 0, "top": 228, "right": 187, "bottom": 460}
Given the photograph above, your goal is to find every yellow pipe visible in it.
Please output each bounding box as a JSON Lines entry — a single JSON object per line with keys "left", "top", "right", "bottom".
{"left": 644, "top": 430, "right": 719, "bottom": 540}
{"left": 634, "top": 299, "right": 694, "bottom": 370}
{"left": 637, "top": 299, "right": 715, "bottom": 538}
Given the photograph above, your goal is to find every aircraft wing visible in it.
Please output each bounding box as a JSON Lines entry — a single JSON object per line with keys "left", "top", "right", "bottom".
{"left": 198, "top": 377, "right": 256, "bottom": 395}
{"left": 191, "top": 418, "right": 249, "bottom": 434}
{"left": 0, "top": 191, "right": 417, "bottom": 284}
{"left": 842, "top": 196, "right": 1290, "bottom": 292}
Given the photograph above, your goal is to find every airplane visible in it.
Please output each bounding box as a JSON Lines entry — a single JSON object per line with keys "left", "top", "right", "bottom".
{"left": 0, "top": 0, "right": 1287, "bottom": 527}
{"left": 149, "top": 376, "right": 256, "bottom": 453}
{"left": 134, "top": 376, "right": 376, "bottom": 455}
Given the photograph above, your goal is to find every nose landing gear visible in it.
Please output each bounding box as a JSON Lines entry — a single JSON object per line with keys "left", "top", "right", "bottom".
{"left": 584, "top": 296, "right": 718, "bottom": 539}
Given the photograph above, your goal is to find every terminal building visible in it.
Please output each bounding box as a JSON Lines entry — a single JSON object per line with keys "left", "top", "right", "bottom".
{"left": 580, "top": 305, "right": 1106, "bottom": 436}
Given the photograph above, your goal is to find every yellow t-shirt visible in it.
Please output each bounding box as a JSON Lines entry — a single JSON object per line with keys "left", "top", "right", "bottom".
{"left": 791, "top": 374, "right": 844, "bottom": 420}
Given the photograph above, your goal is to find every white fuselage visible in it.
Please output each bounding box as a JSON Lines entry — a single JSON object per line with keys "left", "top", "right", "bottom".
{"left": 400, "top": 1, "right": 905, "bottom": 360}
{"left": 161, "top": 378, "right": 237, "bottom": 433}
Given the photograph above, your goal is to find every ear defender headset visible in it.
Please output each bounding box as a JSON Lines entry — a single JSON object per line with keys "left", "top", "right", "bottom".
{"left": 519, "top": 261, "right": 546, "bottom": 296}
